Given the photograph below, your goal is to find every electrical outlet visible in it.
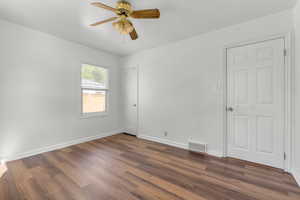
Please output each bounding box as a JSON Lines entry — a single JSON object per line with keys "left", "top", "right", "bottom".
{"left": 164, "top": 131, "right": 168, "bottom": 137}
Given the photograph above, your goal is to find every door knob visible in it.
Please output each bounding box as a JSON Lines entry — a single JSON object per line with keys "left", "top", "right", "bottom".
{"left": 133, "top": 104, "right": 137, "bottom": 107}
{"left": 227, "top": 107, "right": 234, "bottom": 112}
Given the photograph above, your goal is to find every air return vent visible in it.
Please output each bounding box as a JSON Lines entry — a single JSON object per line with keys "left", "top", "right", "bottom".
{"left": 188, "top": 140, "right": 207, "bottom": 153}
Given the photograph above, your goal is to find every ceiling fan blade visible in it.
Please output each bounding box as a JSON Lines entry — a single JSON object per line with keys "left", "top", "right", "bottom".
{"left": 130, "top": 28, "right": 138, "bottom": 40}
{"left": 90, "top": 17, "right": 119, "bottom": 26}
{"left": 127, "top": 20, "right": 138, "bottom": 40}
{"left": 91, "top": 2, "right": 117, "bottom": 12}
{"left": 130, "top": 9, "right": 160, "bottom": 19}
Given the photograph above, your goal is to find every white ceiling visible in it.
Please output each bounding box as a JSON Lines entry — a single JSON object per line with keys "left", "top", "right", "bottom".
{"left": 0, "top": 0, "right": 297, "bottom": 56}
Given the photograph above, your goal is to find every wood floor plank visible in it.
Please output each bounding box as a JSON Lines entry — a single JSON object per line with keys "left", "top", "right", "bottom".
{"left": 1, "top": 133, "right": 299, "bottom": 200}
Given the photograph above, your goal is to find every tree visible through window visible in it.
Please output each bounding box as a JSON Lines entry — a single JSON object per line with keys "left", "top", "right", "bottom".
{"left": 81, "top": 64, "right": 108, "bottom": 114}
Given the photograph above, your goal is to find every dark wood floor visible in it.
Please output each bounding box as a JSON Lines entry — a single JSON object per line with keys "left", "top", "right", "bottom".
{"left": 0, "top": 134, "right": 299, "bottom": 200}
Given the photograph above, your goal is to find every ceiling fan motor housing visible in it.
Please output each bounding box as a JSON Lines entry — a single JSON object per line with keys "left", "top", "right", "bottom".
{"left": 116, "top": 1, "right": 133, "bottom": 17}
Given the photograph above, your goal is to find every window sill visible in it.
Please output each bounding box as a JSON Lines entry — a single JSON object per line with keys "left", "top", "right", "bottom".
{"left": 80, "top": 112, "right": 108, "bottom": 119}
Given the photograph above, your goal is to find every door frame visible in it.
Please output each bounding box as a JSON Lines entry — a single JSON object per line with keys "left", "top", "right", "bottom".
{"left": 222, "top": 33, "right": 293, "bottom": 172}
{"left": 122, "top": 65, "right": 139, "bottom": 136}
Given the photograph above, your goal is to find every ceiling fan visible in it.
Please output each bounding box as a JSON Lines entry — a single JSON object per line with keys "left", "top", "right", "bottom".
{"left": 90, "top": 1, "right": 160, "bottom": 40}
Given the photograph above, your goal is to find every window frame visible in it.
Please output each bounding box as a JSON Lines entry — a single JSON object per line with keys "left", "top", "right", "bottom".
{"left": 80, "top": 63, "right": 110, "bottom": 119}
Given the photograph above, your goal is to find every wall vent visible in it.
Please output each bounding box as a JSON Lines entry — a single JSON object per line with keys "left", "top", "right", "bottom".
{"left": 188, "top": 140, "right": 207, "bottom": 153}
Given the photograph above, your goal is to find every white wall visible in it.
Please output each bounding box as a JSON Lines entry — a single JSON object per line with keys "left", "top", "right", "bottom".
{"left": 0, "top": 19, "right": 122, "bottom": 160}
{"left": 122, "top": 10, "right": 294, "bottom": 157}
{"left": 293, "top": 2, "right": 300, "bottom": 182}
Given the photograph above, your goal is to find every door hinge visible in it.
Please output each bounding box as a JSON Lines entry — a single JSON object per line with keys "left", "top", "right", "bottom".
{"left": 284, "top": 152, "right": 287, "bottom": 160}
{"left": 284, "top": 49, "right": 287, "bottom": 57}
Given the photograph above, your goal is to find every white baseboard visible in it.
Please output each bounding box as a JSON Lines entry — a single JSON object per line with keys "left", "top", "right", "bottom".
{"left": 292, "top": 168, "right": 300, "bottom": 186}
{"left": 207, "top": 150, "right": 224, "bottom": 158}
{"left": 138, "top": 134, "right": 188, "bottom": 150}
{"left": 4, "top": 129, "right": 124, "bottom": 162}
{"left": 138, "top": 134, "right": 223, "bottom": 158}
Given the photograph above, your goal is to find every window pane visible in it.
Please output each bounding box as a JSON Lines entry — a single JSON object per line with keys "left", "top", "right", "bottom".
{"left": 81, "top": 64, "right": 108, "bottom": 89}
{"left": 82, "top": 90, "right": 106, "bottom": 113}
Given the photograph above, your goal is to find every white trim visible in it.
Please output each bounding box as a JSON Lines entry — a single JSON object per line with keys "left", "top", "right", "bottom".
{"left": 79, "top": 63, "right": 111, "bottom": 119}
{"left": 208, "top": 150, "right": 224, "bottom": 158}
{"left": 222, "top": 33, "right": 294, "bottom": 172}
{"left": 3, "top": 129, "right": 124, "bottom": 162}
{"left": 292, "top": 168, "right": 300, "bottom": 186}
{"left": 138, "top": 135, "right": 223, "bottom": 157}
{"left": 80, "top": 111, "right": 108, "bottom": 119}
{"left": 283, "top": 33, "right": 293, "bottom": 172}
{"left": 136, "top": 65, "right": 140, "bottom": 137}
{"left": 138, "top": 134, "right": 188, "bottom": 149}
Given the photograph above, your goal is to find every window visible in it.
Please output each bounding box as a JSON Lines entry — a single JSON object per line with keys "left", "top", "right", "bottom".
{"left": 81, "top": 64, "right": 108, "bottom": 116}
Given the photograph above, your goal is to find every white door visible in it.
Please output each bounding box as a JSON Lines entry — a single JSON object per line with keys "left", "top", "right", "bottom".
{"left": 123, "top": 67, "right": 138, "bottom": 135}
{"left": 227, "top": 38, "right": 285, "bottom": 169}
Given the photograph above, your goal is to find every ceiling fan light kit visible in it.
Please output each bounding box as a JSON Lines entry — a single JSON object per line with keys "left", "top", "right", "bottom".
{"left": 113, "top": 19, "right": 134, "bottom": 34}
{"left": 90, "top": 1, "right": 160, "bottom": 40}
